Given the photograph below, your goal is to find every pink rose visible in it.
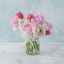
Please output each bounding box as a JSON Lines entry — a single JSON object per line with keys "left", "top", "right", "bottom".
{"left": 45, "top": 22, "right": 53, "bottom": 29}
{"left": 27, "top": 14, "right": 34, "bottom": 21}
{"left": 32, "top": 25, "right": 45, "bottom": 38}
{"left": 13, "top": 23, "right": 19, "bottom": 31}
{"left": 10, "top": 15, "right": 20, "bottom": 24}
{"left": 45, "top": 30, "right": 51, "bottom": 35}
{"left": 23, "top": 23, "right": 32, "bottom": 34}
{"left": 16, "top": 12, "right": 24, "bottom": 19}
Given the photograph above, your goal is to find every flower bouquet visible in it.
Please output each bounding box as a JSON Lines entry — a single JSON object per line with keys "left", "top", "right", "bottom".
{"left": 10, "top": 12, "right": 53, "bottom": 55}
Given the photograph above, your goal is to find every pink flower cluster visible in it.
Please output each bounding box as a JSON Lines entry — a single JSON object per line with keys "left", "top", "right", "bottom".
{"left": 10, "top": 12, "right": 24, "bottom": 30}
{"left": 10, "top": 12, "right": 53, "bottom": 38}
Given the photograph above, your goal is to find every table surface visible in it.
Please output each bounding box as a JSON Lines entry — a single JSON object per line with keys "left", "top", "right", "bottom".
{"left": 0, "top": 42, "right": 64, "bottom": 64}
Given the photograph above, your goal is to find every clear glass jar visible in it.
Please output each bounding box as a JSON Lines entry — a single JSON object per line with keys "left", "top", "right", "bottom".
{"left": 26, "top": 40, "right": 40, "bottom": 55}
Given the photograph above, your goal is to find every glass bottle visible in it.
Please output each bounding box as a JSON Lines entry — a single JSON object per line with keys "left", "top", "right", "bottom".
{"left": 26, "top": 40, "right": 40, "bottom": 55}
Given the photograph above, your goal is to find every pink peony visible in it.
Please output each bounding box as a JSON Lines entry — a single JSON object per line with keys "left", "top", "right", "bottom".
{"left": 30, "top": 18, "right": 39, "bottom": 26}
{"left": 27, "top": 14, "right": 34, "bottom": 21}
{"left": 31, "top": 13, "right": 44, "bottom": 26}
{"left": 16, "top": 12, "right": 24, "bottom": 19}
{"left": 32, "top": 25, "right": 45, "bottom": 38}
{"left": 36, "top": 12, "right": 44, "bottom": 20}
{"left": 13, "top": 23, "right": 19, "bottom": 31}
{"left": 45, "top": 22, "right": 53, "bottom": 29}
{"left": 45, "top": 30, "right": 51, "bottom": 35}
{"left": 10, "top": 15, "right": 20, "bottom": 24}
{"left": 23, "top": 23, "right": 32, "bottom": 34}
{"left": 36, "top": 12, "right": 44, "bottom": 23}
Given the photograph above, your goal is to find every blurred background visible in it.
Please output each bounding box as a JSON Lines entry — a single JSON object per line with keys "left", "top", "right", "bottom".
{"left": 0, "top": 0, "right": 64, "bottom": 42}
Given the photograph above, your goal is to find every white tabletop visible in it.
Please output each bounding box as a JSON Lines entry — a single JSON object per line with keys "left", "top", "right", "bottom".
{"left": 0, "top": 42, "right": 64, "bottom": 64}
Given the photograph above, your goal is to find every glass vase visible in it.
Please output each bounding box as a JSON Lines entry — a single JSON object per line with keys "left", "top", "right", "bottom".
{"left": 26, "top": 40, "right": 40, "bottom": 55}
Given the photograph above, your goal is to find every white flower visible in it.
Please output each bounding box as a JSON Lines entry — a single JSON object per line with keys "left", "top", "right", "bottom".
{"left": 43, "top": 23, "right": 49, "bottom": 30}
{"left": 18, "top": 18, "right": 30, "bottom": 30}
{"left": 23, "top": 18, "right": 30, "bottom": 25}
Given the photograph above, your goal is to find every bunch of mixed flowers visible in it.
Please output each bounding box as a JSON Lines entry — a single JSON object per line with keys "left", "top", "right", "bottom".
{"left": 10, "top": 12, "right": 53, "bottom": 39}
{"left": 10, "top": 12, "right": 53, "bottom": 55}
